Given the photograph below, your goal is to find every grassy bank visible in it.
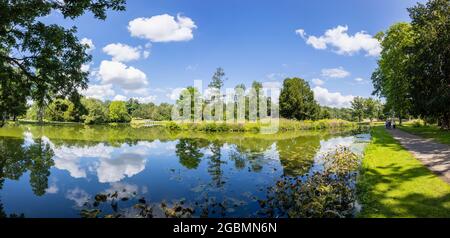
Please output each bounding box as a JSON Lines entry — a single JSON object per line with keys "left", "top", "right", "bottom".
{"left": 399, "top": 122, "right": 450, "bottom": 145}
{"left": 131, "top": 118, "right": 356, "bottom": 132}
{"left": 357, "top": 126, "right": 450, "bottom": 218}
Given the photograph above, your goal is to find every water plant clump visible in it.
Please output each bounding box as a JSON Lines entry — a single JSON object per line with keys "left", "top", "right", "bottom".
{"left": 258, "top": 147, "right": 360, "bottom": 218}
{"left": 80, "top": 189, "right": 195, "bottom": 218}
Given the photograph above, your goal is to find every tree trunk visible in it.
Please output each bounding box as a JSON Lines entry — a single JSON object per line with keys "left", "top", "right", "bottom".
{"left": 38, "top": 104, "right": 45, "bottom": 124}
{"left": 441, "top": 113, "right": 450, "bottom": 130}
{"left": 0, "top": 111, "right": 6, "bottom": 128}
{"left": 398, "top": 114, "right": 402, "bottom": 125}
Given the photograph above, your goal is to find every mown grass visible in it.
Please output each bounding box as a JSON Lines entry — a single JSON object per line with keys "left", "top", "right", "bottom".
{"left": 357, "top": 126, "right": 450, "bottom": 218}
{"left": 131, "top": 118, "right": 356, "bottom": 132}
{"left": 399, "top": 122, "right": 450, "bottom": 145}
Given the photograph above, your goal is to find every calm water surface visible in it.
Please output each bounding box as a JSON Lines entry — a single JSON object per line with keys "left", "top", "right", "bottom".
{"left": 0, "top": 124, "right": 370, "bottom": 218}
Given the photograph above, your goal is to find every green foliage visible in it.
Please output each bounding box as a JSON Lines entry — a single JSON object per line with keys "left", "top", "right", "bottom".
{"left": 0, "top": 0, "right": 125, "bottom": 126}
{"left": 175, "top": 139, "right": 208, "bottom": 169}
{"left": 318, "top": 106, "right": 354, "bottom": 121}
{"left": 126, "top": 98, "right": 140, "bottom": 115}
{"left": 364, "top": 98, "right": 383, "bottom": 122}
{"left": 279, "top": 78, "right": 320, "bottom": 120}
{"left": 45, "top": 99, "right": 76, "bottom": 122}
{"left": 157, "top": 103, "right": 173, "bottom": 121}
{"left": 208, "top": 67, "right": 226, "bottom": 90}
{"left": 407, "top": 0, "right": 450, "bottom": 129}
{"left": 351, "top": 97, "right": 366, "bottom": 122}
{"left": 81, "top": 98, "right": 109, "bottom": 124}
{"left": 108, "top": 101, "right": 131, "bottom": 123}
{"left": 0, "top": 72, "right": 28, "bottom": 123}
{"left": 372, "top": 22, "right": 414, "bottom": 123}
{"left": 160, "top": 119, "right": 355, "bottom": 132}
{"left": 26, "top": 104, "right": 40, "bottom": 121}
{"left": 0, "top": 137, "right": 54, "bottom": 198}
{"left": 373, "top": 0, "right": 450, "bottom": 128}
{"left": 131, "top": 102, "right": 172, "bottom": 121}
{"left": 176, "top": 86, "right": 203, "bottom": 121}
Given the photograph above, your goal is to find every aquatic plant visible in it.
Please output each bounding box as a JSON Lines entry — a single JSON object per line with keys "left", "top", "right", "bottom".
{"left": 79, "top": 189, "right": 195, "bottom": 218}
{"left": 258, "top": 147, "right": 360, "bottom": 218}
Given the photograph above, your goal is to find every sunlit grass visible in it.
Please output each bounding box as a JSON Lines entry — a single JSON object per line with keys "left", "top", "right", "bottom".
{"left": 399, "top": 122, "right": 450, "bottom": 145}
{"left": 357, "top": 126, "right": 450, "bottom": 218}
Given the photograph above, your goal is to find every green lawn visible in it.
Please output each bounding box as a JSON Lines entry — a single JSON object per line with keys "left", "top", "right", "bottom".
{"left": 357, "top": 126, "right": 450, "bottom": 218}
{"left": 399, "top": 124, "right": 450, "bottom": 145}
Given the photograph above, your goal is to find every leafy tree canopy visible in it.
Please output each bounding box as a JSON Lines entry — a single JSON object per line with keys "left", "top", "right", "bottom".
{"left": 279, "top": 77, "right": 319, "bottom": 120}
{"left": 0, "top": 0, "right": 126, "bottom": 125}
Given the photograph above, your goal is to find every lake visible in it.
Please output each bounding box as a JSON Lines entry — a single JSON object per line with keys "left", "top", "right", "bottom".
{"left": 0, "top": 124, "right": 370, "bottom": 218}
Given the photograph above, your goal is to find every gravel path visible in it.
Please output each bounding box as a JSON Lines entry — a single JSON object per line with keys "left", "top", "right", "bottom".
{"left": 388, "top": 129, "right": 450, "bottom": 183}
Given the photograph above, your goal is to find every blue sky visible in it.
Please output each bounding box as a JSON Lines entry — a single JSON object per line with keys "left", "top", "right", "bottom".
{"left": 45, "top": 0, "right": 424, "bottom": 107}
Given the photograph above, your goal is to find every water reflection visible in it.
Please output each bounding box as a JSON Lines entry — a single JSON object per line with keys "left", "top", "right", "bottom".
{"left": 0, "top": 124, "right": 369, "bottom": 218}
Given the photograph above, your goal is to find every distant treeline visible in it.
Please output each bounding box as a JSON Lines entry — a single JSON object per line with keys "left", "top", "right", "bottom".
{"left": 15, "top": 70, "right": 389, "bottom": 125}
{"left": 14, "top": 69, "right": 386, "bottom": 125}
{"left": 25, "top": 98, "right": 172, "bottom": 124}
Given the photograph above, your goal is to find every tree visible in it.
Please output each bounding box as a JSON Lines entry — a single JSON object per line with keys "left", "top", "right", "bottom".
{"left": 26, "top": 104, "right": 40, "bottom": 121}
{"left": 251, "top": 81, "right": 264, "bottom": 119}
{"left": 279, "top": 78, "right": 319, "bottom": 120}
{"left": 131, "top": 102, "right": 157, "bottom": 120}
{"left": 175, "top": 139, "right": 208, "bottom": 169}
{"left": 126, "top": 98, "right": 140, "bottom": 115}
{"left": 27, "top": 139, "right": 55, "bottom": 196}
{"left": 407, "top": 0, "right": 450, "bottom": 129}
{"left": 372, "top": 0, "right": 450, "bottom": 128}
{"left": 0, "top": 0, "right": 126, "bottom": 126}
{"left": 234, "top": 84, "right": 246, "bottom": 91}
{"left": 372, "top": 22, "right": 414, "bottom": 125}
{"left": 351, "top": 97, "right": 366, "bottom": 122}
{"left": 319, "top": 107, "right": 332, "bottom": 119}
{"left": 157, "top": 103, "right": 173, "bottom": 121}
{"left": 109, "top": 101, "right": 131, "bottom": 123}
{"left": 364, "top": 98, "right": 378, "bottom": 123}
{"left": 176, "top": 87, "right": 203, "bottom": 121}
{"left": 208, "top": 68, "right": 226, "bottom": 90}
{"left": 45, "top": 99, "right": 76, "bottom": 122}
{"left": 0, "top": 71, "right": 28, "bottom": 123}
{"left": 81, "top": 98, "right": 108, "bottom": 124}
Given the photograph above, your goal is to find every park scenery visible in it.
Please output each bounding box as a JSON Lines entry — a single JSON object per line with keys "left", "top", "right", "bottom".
{"left": 0, "top": 0, "right": 449, "bottom": 218}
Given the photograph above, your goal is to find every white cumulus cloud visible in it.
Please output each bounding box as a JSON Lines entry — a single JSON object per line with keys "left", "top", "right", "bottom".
{"left": 296, "top": 25, "right": 381, "bottom": 56}
{"left": 96, "top": 153, "right": 147, "bottom": 183}
{"left": 136, "top": 95, "right": 157, "bottom": 103}
{"left": 98, "top": 60, "right": 149, "bottom": 90}
{"left": 321, "top": 67, "right": 350, "bottom": 78}
{"left": 113, "top": 95, "right": 127, "bottom": 101}
{"left": 128, "top": 14, "right": 197, "bottom": 42}
{"left": 103, "top": 43, "right": 142, "bottom": 62}
{"left": 80, "top": 38, "right": 95, "bottom": 53}
{"left": 81, "top": 84, "right": 115, "bottom": 101}
{"left": 312, "top": 78, "right": 325, "bottom": 86}
{"left": 313, "top": 86, "right": 354, "bottom": 108}
{"left": 167, "top": 88, "right": 186, "bottom": 101}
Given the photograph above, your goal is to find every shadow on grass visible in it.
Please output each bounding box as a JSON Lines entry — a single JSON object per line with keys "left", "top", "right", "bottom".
{"left": 357, "top": 126, "right": 450, "bottom": 218}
